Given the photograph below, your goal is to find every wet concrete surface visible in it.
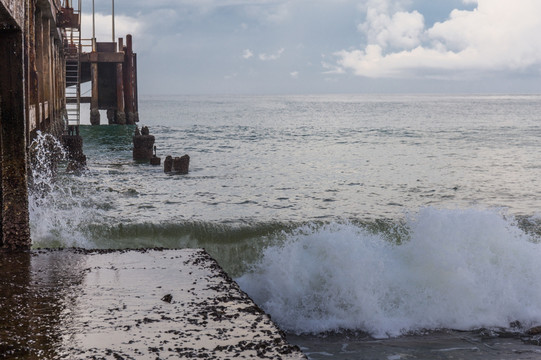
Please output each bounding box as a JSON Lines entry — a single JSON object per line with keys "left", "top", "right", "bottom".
{"left": 0, "top": 248, "right": 305, "bottom": 359}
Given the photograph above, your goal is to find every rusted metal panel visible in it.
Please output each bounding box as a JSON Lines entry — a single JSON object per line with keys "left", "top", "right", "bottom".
{"left": 96, "top": 42, "right": 115, "bottom": 52}
{"left": 57, "top": 7, "right": 78, "bottom": 29}
{"left": 81, "top": 51, "right": 124, "bottom": 63}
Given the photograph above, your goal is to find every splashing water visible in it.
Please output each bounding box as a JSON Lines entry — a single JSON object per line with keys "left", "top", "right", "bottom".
{"left": 28, "top": 131, "right": 93, "bottom": 248}
{"left": 29, "top": 131, "right": 66, "bottom": 195}
{"left": 237, "top": 208, "right": 541, "bottom": 338}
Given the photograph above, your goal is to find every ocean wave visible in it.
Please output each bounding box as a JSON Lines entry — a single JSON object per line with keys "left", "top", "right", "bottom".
{"left": 236, "top": 207, "right": 541, "bottom": 337}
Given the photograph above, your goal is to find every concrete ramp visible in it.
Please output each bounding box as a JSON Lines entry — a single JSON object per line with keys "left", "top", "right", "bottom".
{"left": 0, "top": 249, "right": 306, "bottom": 359}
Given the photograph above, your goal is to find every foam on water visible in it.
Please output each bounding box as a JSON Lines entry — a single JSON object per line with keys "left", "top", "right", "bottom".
{"left": 237, "top": 207, "right": 541, "bottom": 338}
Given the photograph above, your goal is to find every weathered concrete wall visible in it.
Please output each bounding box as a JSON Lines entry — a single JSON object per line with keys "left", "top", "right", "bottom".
{"left": 0, "top": 0, "right": 67, "bottom": 249}
{"left": 0, "top": 0, "right": 25, "bottom": 28}
{"left": 0, "top": 28, "right": 31, "bottom": 249}
{"left": 27, "top": 0, "right": 66, "bottom": 139}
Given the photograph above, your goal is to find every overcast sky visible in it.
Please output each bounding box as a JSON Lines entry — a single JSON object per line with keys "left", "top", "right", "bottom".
{"left": 81, "top": 0, "right": 541, "bottom": 95}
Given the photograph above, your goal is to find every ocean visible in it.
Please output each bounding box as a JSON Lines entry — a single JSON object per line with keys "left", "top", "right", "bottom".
{"left": 30, "top": 94, "right": 541, "bottom": 358}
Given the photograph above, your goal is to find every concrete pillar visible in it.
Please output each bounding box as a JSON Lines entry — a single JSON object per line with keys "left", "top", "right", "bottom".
{"left": 35, "top": 9, "right": 43, "bottom": 126}
{"left": 62, "top": 133, "right": 87, "bottom": 172}
{"left": 124, "top": 34, "right": 136, "bottom": 125}
{"left": 133, "top": 126, "right": 155, "bottom": 161}
{"left": 24, "top": 0, "right": 35, "bottom": 143}
{"left": 90, "top": 62, "right": 100, "bottom": 125}
{"left": 173, "top": 155, "right": 190, "bottom": 174}
{"left": 164, "top": 155, "right": 173, "bottom": 172}
{"left": 0, "top": 29, "right": 31, "bottom": 249}
{"left": 116, "top": 62, "right": 126, "bottom": 125}
{"left": 42, "top": 16, "right": 51, "bottom": 125}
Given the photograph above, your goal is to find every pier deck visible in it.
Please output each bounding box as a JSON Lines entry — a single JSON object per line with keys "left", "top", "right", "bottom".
{"left": 0, "top": 248, "right": 305, "bottom": 359}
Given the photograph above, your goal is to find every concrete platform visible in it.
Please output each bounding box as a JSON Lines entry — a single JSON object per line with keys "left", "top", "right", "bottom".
{"left": 0, "top": 248, "right": 306, "bottom": 359}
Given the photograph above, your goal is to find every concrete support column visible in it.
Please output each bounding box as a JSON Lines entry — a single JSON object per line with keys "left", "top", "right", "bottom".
{"left": 0, "top": 29, "right": 31, "bottom": 250}
{"left": 42, "top": 16, "right": 51, "bottom": 126}
{"left": 90, "top": 62, "right": 100, "bottom": 125}
{"left": 133, "top": 126, "right": 155, "bottom": 161}
{"left": 124, "top": 34, "right": 135, "bottom": 125}
{"left": 26, "top": 0, "right": 38, "bottom": 140}
{"left": 116, "top": 62, "right": 126, "bottom": 124}
{"left": 35, "top": 10, "right": 43, "bottom": 125}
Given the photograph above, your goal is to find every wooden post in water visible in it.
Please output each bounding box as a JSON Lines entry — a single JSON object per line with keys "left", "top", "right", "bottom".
{"left": 0, "top": 28, "right": 31, "bottom": 250}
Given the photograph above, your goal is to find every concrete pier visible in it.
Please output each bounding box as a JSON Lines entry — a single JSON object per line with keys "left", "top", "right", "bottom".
{"left": 0, "top": 1, "right": 31, "bottom": 249}
{"left": 80, "top": 35, "right": 139, "bottom": 126}
{"left": 0, "top": 248, "right": 306, "bottom": 359}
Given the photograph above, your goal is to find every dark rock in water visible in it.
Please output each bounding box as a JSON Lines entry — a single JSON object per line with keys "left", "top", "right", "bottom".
{"left": 133, "top": 135, "right": 155, "bottom": 161}
{"left": 150, "top": 146, "right": 161, "bottom": 165}
{"left": 133, "top": 133, "right": 155, "bottom": 161}
{"left": 161, "top": 294, "right": 173, "bottom": 303}
{"left": 510, "top": 320, "right": 522, "bottom": 329}
{"left": 150, "top": 156, "right": 161, "bottom": 166}
{"left": 62, "top": 134, "right": 87, "bottom": 172}
{"left": 173, "top": 155, "right": 190, "bottom": 174}
{"left": 164, "top": 156, "right": 173, "bottom": 173}
{"left": 527, "top": 326, "right": 541, "bottom": 335}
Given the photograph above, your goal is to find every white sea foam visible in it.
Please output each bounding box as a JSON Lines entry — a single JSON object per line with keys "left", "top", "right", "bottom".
{"left": 237, "top": 207, "right": 541, "bottom": 338}
{"left": 28, "top": 131, "right": 93, "bottom": 248}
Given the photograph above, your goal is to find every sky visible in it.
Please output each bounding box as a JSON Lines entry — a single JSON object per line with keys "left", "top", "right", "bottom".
{"left": 81, "top": 0, "right": 541, "bottom": 95}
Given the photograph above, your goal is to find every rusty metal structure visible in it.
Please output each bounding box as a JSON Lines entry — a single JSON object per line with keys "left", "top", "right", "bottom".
{"left": 74, "top": 0, "right": 139, "bottom": 126}
{"left": 0, "top": 0, "right": 139, "bottom": 249}
{"left": 80, "top": 33, "right": 139, "bottom": 125}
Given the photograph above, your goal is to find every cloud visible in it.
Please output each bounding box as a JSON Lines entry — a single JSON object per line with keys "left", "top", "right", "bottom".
{"left": 242, "top": 49, "right": 254, "bottom": 59}
{"left": 359, "top": 9, "right": 424, "bottom": 50}
{"left": 334, "top": 0, "right": 541, "bottom": 80}
{"left": 290, "top": 71, "right": 299, "bottom": 79}
{"left": 81, "top": 13, "right": 144, "bottom": 43}
{"left": 259, "top": 48, "right": 285, "bottom": 61}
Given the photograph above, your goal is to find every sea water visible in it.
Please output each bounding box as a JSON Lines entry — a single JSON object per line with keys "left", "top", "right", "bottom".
{"left": 29, "top": 94, "right": 541, "bottom": 358}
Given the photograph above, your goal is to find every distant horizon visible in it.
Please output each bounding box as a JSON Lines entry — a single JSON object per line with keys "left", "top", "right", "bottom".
{"left": 136, "top": 91, "right": 541, "bottom": 97}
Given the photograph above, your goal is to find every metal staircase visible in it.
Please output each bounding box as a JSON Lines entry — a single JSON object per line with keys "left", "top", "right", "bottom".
{"left": 63, "top": 0, "right": 82, "bottom": 131}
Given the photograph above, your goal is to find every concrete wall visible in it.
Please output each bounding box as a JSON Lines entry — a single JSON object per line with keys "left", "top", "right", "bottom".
{"left": 0, "top": 0, "right": 67, "bottom": 249}
{"left": 0, "top": 0, "right": 25, "bottom": 28}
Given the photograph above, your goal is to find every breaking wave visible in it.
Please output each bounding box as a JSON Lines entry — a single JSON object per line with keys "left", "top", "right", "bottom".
{"left": 237, "top": 208, "right": 541, "bottom": 338}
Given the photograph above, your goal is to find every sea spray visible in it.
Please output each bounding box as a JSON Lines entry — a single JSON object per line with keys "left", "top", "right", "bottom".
{"left": 237, "top": 208, "right": 541, "bottom": 338}
{"left": 29, "top": 131, "right": 66, "bottom": 195}
{"left": 28, "top": 131, "right": 94, "bottom": 248}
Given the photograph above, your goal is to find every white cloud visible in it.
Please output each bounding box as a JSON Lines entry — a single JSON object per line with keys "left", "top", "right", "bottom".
{"left": 359, "top": 10, "right": 425, "bottom": 50}
{"left": 334, "top": 0, "right": 541, "bottom": 80}
{"left": 322, "top": 60, "right": 345, "bottom": 75}
{"left": 290, "top": 71, "right": 299, "bottom": 79}
{"left": 358, "top": 0, "right": 424, "bottom": 51}
{"left": 81, "top": 13, "right": 144, "bottom": 43}
{"left": 242, "top": 49, "right": 254, "bottom": 59}
{"left": 259, "top": 48, "right": 285, "bottom": 61}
